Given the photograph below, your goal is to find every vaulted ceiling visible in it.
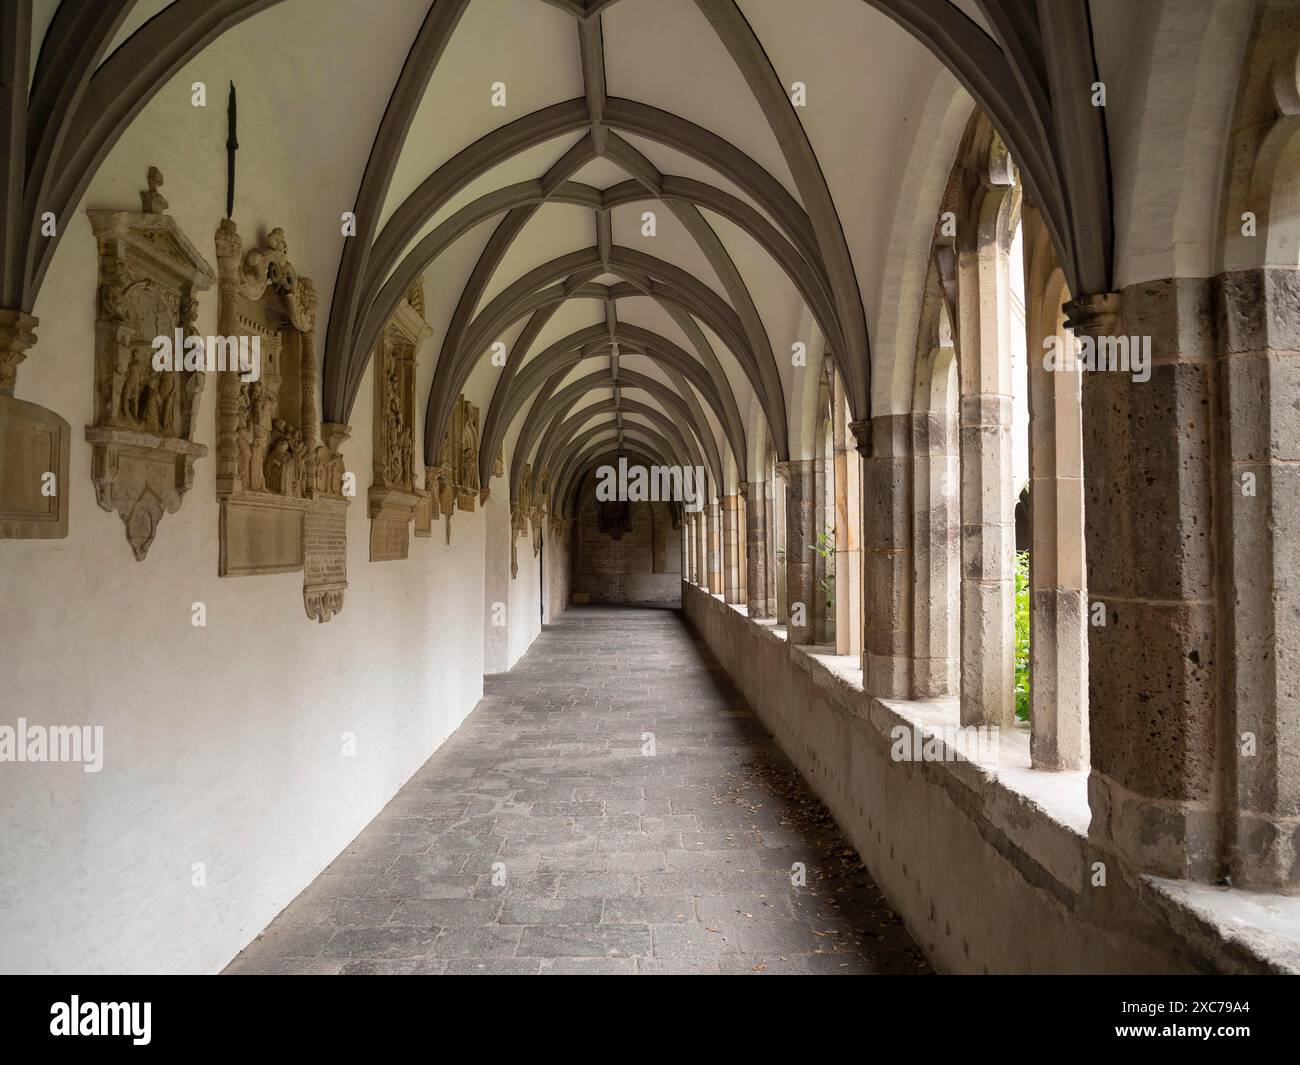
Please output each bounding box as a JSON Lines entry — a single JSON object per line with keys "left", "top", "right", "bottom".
{"left": 7, "top": 0, "right": 1114, "bottom": 512}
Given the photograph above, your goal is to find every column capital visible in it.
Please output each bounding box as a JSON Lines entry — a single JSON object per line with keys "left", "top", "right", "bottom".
{"left": 848, "top": 417, "right": 872, "bottom": 458}
{"left": 773, "top": 460, "right": 790, "bottom": 482}
{"left": 1063, "top": 290, "right": 1123, "bottom": 339}
{"left": 0, "top": 308, "right": 39, "bottom": 398}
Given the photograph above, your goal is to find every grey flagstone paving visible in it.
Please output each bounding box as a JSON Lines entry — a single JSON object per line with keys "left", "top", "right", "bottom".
{"left": 225, "top": 606, "right": 929, "bottom": 975}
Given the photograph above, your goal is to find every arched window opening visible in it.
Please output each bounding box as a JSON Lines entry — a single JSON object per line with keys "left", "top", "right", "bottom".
{"left": 911, "top": 274, "right": 960, "bottom": 698}
{"left": 1023, "top": 201, "right": 1089, "bottom": 771}
{"left": 1009, "top": 220, "right": 1030, "bottom": 724}
{"left": 949, "top": 114, "right": 1021, "bottom": 731}
{"left": 765, "top": 430, "right": 779, "bottom": 620}
{"left": 813, "top": 359, "right": 837, "bottom": 645}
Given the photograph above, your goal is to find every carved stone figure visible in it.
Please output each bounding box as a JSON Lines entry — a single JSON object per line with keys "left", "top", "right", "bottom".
{"left": 84, "top": 169, "right": 215, "bottom": 559}
{"left": 510, "top": 501, "right": 525, "bottom": 578}
{"left": 434, "top": 423, "right": 457, "bottom": 543}
{"left": 140, "top": 166, "right": 168, "bottom": 214}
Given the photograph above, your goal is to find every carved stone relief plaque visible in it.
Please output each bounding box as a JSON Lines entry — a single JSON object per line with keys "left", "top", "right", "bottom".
{"left": 457, "top": 396, "right": 480, "bottom": 513}
{"left": 368, "top": 292, "right": 430, "bottom": 562}
{"left": 509, "top": 462, "right": 532, "bottom": 578}
{"left": 84, "top": 170, "right": 216, "bottom": 559}
{"left": 213, "top": 219, "right": 349, "bottom": 621}
{"left": 430, "top": 393, "right": 480, "bottom": 544}
{"left": 532, "top": 469, "right": 548, "bottom": 557}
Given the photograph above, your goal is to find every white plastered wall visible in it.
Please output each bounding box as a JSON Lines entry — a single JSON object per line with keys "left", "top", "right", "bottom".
{"left": 0, "top": 28, "right": 544, "bottom": 974}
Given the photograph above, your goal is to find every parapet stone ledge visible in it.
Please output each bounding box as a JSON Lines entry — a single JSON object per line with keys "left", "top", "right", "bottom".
{"left": 690, "top": 585, "right": 1300, "bottom": 973}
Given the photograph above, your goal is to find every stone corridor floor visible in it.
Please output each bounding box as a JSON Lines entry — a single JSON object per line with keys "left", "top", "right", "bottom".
{"left": 226, "top": 606, "right": 930, "bottom": 975}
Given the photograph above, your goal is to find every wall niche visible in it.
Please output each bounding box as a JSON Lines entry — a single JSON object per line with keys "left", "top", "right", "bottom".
{"left": 368, "top": 284, "right": 431, "bottom": 561}
{"left": 213, "top": 219, "right": 349, "bottom": 622}
{"left": 85, "top": 168, "right": 215, "bottom": 560}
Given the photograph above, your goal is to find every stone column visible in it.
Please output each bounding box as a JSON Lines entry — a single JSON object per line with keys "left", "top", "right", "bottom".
{"left": 765, "top": 478, "right": 778, "bottom": 616}
{"left": 1217, "top": 267, "right": 1300, "bottom": 893}
{"left": 1027, "top": 304, "right": 1088, "bottom": 771}
{"left": 695, "top": 509, "right": 707, "bottom": 588}
{"left": 910, "top": 397, "right": 960, "bottom": 696}
{"left": 213, "top": 220, "right": 244, "bottom": 498}
{"left": 682, "top": 512, "right": 693, "bottom": 584}
{"left": 780, "top": 459, "right": 816, "bottom": 644}
{"left": 707, "top": 500, "right": 722, "bottom": 594}
{"left": 771, "top": 472, "right": 787, "bottom": 622}
{"left": 957, "top": 240, "right": 1016, "bottom": 728}
{"left": 834, "top": 388, "right": 863, "bottom": 657}
{"left": 738, "top": 490, "right": 748, "bottom": 604}
{"left": 1069, "top": 285, "right": 1224, "bottom": 883}
{"left": 856, "top": 416, "right": 911, "bottom": 696}
{"left": 742, "top": 481, "right": 768, "bottom": 618}
{"left": 722, "top": 493, "right": 741, "bottom": 603}
{"left": 692, "top": 512, "right": 703, "bottom": 585}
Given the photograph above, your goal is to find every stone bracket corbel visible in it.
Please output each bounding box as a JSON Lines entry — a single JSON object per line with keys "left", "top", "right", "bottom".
{"left": 85, "top": 425, "right": 207, "bottom": 560}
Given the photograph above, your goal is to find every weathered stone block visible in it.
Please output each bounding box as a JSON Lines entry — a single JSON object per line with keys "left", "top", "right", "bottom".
{"left": 1087, "top": 600, "right": 1218, "bottom": 802}
{"left": 1216, "top": 268, "right": 1300, "bottom": 355}
{"left": 1081, "top": 361, "right": 1215, "bottom": 600}
{"left": 1122, "top": 276, "right": 1215, "bottom": 360}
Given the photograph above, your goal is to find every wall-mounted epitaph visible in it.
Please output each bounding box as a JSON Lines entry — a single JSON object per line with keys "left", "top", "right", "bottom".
{"left": 84, "top": 169, "right": 216, "bottom": 559}
{"left": 0, "top": 308, "right": 69, "bottom": 539}
{"left": 368, "top": 289, "right": 430, "bottom": 561}
{"left": 431, "top": 393, "right": 480, "bottom": 545}
{"left": 532, "top": 469, "right": 548, "bottom": 556}
{"left": 213, "top": 219, "right": 349, "bottom": 621}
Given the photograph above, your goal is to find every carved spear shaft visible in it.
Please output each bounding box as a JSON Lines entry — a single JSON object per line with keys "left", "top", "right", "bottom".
{"left": 225, "top": 82, "right": 238, "bottom": 220}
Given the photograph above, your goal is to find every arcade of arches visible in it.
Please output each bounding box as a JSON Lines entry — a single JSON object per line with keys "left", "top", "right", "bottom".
{"left": 0, "top": 0, "right": 1297, "bottom": 975}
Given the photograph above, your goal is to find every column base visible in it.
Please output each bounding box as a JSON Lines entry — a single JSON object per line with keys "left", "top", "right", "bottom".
{"left": 1087, "top": 770, "right": 1225, "bottom": 883}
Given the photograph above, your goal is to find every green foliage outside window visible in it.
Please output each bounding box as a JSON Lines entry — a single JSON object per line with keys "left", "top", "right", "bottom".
{"left": 1014, "top": 550, "right": 1031, "bottom": 721}
{"left": 813, "top": 524, "right": 835, "bottom": 611}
